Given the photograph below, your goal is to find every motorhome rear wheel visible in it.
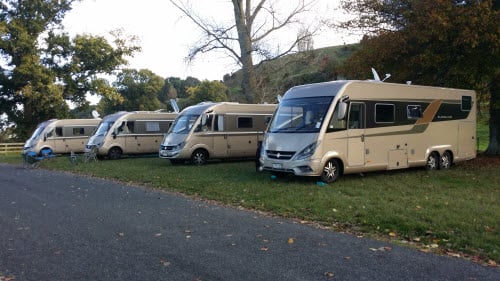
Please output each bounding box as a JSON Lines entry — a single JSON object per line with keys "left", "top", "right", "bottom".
{"left": 440, "top": 151, "right": 453, "bottom": 169}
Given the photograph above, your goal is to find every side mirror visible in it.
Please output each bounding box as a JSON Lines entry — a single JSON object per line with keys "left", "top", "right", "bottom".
{"left": 43, "top": 135, "right": 47, "bottom": 142}
{"left": 337, "top": 102, "right": 347, "bottom": 120}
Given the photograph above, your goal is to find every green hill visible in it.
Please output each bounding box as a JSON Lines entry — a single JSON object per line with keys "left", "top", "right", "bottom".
{"left": 222, "top": 43, "right": 359, "bottom": 103}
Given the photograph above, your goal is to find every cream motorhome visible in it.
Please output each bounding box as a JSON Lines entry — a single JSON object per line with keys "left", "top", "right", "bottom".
{"left": 86, "top": 111, "right": 177, "bottom": 159}
{"left": 259, "top": 80, "right": 476, "bottom": 183}
{"left": 23, "top": 119, "right": 100, "bottom": 155}
{"left": 159, "top": 102, "right": 277, "bottom": 165}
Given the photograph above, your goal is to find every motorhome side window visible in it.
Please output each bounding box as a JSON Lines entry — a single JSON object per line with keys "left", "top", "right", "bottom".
{"left": 73, "top": 127, "right": 85, "bottom": 136}
{"left": 375, "top": 103, "right": 395, "bottom": 123}
{"left": 146, "top": 121, "right": 160, "bottom": 132}
{"left": 461, "top": 96, "right": 472, "bottom": 111}
{"left": 238, "top": 117, "right": 253, "bottom": 128}
{"left": 407, "top": 105, "right": 423, "bottom": 119}
{"left": 348, "top": 103, "right": 365, "bottom": 129}
{"left": 327, "top": 105, "right": 346, "bottom": 131}
{"left": 55, "top": 127, "right": 63, "bottom": 137}
{"left": 214, "top": 115, "right": 224, "bottom": 131}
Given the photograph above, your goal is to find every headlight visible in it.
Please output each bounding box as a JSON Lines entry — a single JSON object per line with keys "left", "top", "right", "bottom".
{"left": 295, "top": 142, "right": 318, "bottom": 160}
{"left": 174, "top": 141, "right": 185, "bottom": 150}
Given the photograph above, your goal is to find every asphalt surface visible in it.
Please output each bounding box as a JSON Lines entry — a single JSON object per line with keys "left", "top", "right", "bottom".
{"left": 0, "top": 163, "right": 499, "bottom": 281}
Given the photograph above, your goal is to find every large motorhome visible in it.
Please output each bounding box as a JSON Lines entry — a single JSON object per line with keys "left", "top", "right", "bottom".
{"left": 159, "top": 102, "right": 277, "bottom": 165}
{"left": 23, "top": 119, "right": 100, "bottom": 155}
{"left": 259, "top": 80, "right": 476, "bottom": 183}
{"left": 86, "top": 111, "right": 177, "bottom": 159}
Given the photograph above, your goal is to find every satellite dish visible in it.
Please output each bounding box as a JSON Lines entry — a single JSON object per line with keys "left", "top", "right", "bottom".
{"left": 277, "top": 95, "right": 282, "bottom": 103}
{"left": 91, "top": 110, "right": 100, "bottom": 119}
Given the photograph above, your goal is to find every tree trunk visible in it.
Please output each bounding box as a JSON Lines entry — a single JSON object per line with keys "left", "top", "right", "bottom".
{"left": 484, "top": 73, "right": 500, "bottom": 155}
{"left": 232, "top": 0, "right": 258, "bottom": 103}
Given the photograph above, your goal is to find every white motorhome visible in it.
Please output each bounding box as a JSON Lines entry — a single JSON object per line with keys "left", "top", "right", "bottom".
{"left": 259, "top": 80, "right": 476, "bottom": 183}
{"left": 159, "top": 102, "right": 277, "bottom": 165}
{"left": 86, "top": 111, "right": 177, "bottom": 159}
{"left": 23, "top": 119, "right": 100, "bottom": 155}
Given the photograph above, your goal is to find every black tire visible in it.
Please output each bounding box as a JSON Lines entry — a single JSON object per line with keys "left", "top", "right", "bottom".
{"left": 108, "top": 147, "right": 122, "bottom": 160}
{"left": 440, "top": 151, "right": 452, "bottom": 170}
{"left": 320, "top": 159, "right": 341, "bottom": 183}
{"left": 191, "top": 149, "right": 208, "bottom": 165}
{"left": 426, "top": 152, "right": 439, "bottom": 171}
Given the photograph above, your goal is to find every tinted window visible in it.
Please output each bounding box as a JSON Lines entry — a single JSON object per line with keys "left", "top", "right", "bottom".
{"left": 238, "top": 117, "right": 253, "bottom": 128}
{"left": 407, "top": 105, "right": 422, "bottom": 119}
{"left": 461, "top": 96, "right": 472, "bottom": 111}
{"left": 375, "top": 103, "right": 395, "bottom": 123}
{"left": 73, "top": 127, "right": 85, "bottom": 135}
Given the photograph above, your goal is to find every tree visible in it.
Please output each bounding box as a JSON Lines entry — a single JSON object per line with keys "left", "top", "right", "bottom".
{"left": 0, "top": 0, "right": 74, "bottom": 140}
{"left": 169, "top": 0, "right": 318, "bottom": 103}
{"left": 99, "top": 69, "right": 165, "bottom": 114}
{"left": 186, "top": 80, "right": 228, "bottom": 105}
{"left": 0, "top": 0, "right": 140, "bottom": 140}
{"left": 339, "top": 0, "right": 500, "bottom": 154}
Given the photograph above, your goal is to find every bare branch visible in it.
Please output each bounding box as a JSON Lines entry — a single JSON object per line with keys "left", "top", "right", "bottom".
{"left": 170, "top": 0, "right": 241, "bottom": 62}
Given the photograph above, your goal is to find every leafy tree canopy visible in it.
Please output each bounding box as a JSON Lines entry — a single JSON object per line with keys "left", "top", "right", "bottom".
{"left": 98, "top": 69, "right": 165, "bottom": 115}
{"left": 339, "top": 0, "right": 499, "bottom": 154}
{"left": 186, "top": 80, "right": 228, "bottom": 105}
{"left": 0, "top": 0, "right": 140, "bottom": 140}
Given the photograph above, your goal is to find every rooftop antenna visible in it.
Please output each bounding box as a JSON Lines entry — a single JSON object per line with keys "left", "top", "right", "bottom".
{"left": 371, "top": 68, "right": 391, "bottom": 82}
{"left": 371, "top": 68, "right": 381, "bottom": 81}
{"left": 170, "top": 99, "right": 179, "bottom": 113}
{"left": 91, "top": 110, "right": 100, "bottom": 119}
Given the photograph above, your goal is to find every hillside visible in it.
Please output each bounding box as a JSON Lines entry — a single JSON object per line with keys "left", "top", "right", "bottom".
{"left": 223, "top": 43, "right": 360, "bottom": 103}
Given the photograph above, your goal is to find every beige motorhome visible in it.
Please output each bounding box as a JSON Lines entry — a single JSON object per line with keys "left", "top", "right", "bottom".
{"left": 23, "top": 119, "right": 100, "bottom": 155}
{"left": 86, "top": 111, "right": 177, "bottom": 159}
{"left": 159, "top": 102, "right": 277, "bottom": 165}
{"left": 259, "top": 80, "right": 476, "bottom": 183}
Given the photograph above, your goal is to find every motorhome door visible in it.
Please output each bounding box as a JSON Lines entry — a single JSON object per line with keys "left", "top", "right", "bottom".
{"left": 347, "top": 102, "right": 366, "bottom": 166}
{"left": 212, "top": 114, "right": 228, "bottom": 158}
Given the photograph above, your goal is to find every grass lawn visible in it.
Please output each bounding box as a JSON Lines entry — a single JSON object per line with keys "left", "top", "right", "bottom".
{"left": 1, "top": 152, "right": 499, "bottom": 265}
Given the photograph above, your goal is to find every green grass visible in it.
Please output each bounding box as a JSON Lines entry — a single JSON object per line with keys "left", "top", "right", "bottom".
{"left": 2, "top": 153, "right": 499, "bottom": 264}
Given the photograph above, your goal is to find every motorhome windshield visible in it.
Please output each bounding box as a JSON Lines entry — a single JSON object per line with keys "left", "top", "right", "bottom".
{"left": 28, "top": 126, "right": 46, "bottom": 141}
{"left": 94, "top": 121, "right": 114, "bottom": 136}
{"left": 169, "top": 114, "right": 199, "bottom": 134}
{"left": 269, "top": 96, "right": 333, "bottom": 133}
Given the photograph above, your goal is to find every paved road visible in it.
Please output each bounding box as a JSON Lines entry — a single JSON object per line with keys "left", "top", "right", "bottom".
{"left": 0, "top": 163, "right": 498, "bottom": 281}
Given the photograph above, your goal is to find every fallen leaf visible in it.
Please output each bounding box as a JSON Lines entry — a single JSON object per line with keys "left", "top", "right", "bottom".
{"left": 260, "top": 246, "right": 269, "bottom": 252}
{"left": 160, "top": 259, "right": 171, "bottom": 267}
{"left": 154, "top": 233, "right": 162, "bottom": 237}
{"left": 388, "top": 232, "right": 397, "bottom": 237}
{"left": 288, "top": 238, "right": 294, "bottom": 244}
{"left": 324, "top": 271, "right": 334, "bottom": 278}
{"left": 118, "top": 232, "right": 124, "bottom": 237}
{"left": 447, "top": 252, "right": 461, "bottom": 258}
{"left": 487, "top": 260, "right": 497, "bottom": 267}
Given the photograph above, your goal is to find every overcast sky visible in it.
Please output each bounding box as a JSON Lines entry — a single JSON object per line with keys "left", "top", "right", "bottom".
{"left": 62, "top": 0, "right": 361, "bottom": 81}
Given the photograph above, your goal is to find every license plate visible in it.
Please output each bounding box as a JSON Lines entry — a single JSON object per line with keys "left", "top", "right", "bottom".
{"left": 272, "top": 163, "right": 282, "bottom": 169}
